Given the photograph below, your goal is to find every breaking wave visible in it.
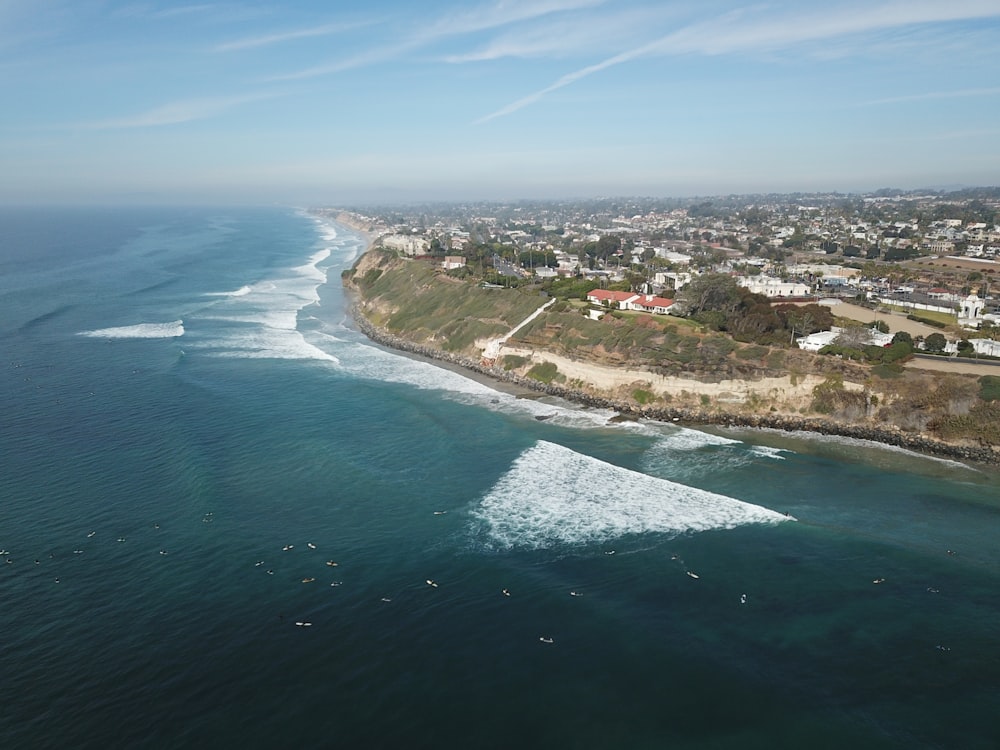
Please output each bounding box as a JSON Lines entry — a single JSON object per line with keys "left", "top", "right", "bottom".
{"left": 79, "top": 320, "right": 184, "bottom": 339}
{"left": 471, "top": 441, "right": 789, "bottom": 550}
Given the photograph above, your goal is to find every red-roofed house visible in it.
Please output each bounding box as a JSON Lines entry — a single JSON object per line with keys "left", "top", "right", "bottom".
{"left": 586, "top": 289, "right": 638, "bottom": 308}
{"left": 626, "top": 294, "right": 675, "bottom": 315}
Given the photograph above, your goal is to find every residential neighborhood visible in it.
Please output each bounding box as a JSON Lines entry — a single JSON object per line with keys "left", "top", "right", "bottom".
{"left": 320, "top": 188, "right": 1000, "bottom": 358}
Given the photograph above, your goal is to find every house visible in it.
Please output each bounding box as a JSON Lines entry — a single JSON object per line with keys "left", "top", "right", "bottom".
{"left": 654, "top": 271, "right": 692, "bottom": 291}
{"left": 442, "top": 256, "right": 466, "bottom": 270}
{"left": 796, "top": 329, "right": 841, "bottom": 351}
{"left": 382, "top": 234, "right": 430, "bottom": 256}
{"left": 737, "top": 276, "right": 811, "bottom": 298}
{"left": 797, "top": 326, "right": 892, "bottom": 351}
{"left": 625, "top": 294, "right": 674, "bottom": 315}
{"left": 586, "top": 289, "right": 637, "bottom": 308}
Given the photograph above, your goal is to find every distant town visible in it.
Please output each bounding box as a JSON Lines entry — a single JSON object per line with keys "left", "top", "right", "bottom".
{"left": 318, "top": 187, "right": 1000, "bottom": 355}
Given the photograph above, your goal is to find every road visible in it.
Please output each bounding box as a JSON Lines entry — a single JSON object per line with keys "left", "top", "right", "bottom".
{"left": 907, "top": 354, "right": 1000, "bottom": 376}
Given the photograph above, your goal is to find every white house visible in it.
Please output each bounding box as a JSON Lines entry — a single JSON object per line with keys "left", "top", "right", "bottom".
{"left": 738, "top": 276, "right": 811, "bottom": 298}
{"left": 654, "top": 271, "right": 692, "bottom": 291}
{"left": 970, "top": 338, "right": 1000, "bottom": 357}
{"left": 654, "top": 248, "right": 692, "bottom": 265}
{"left": 797, "top": 326, "right": 893, "bottom": 351}
{"left": 586, "top": 289, "right": 637, "bottom": 308}
{"left": 382, "top": 234, "right": 430, "bottom": 255}
{"left": 625, "top": 294, "right": 674, "bottom": 315}
{"left": 796, "top": 330, "right": 841, "bottom": 351}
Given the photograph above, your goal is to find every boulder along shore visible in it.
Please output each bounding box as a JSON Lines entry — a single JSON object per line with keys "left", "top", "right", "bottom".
{"left": 350, "top": 306, "right": 1000, "bottom": 466}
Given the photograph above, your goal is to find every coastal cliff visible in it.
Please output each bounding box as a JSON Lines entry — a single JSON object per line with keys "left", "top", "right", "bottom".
{"left": 344, "top": 250, "right": 1000, "bottom": 464}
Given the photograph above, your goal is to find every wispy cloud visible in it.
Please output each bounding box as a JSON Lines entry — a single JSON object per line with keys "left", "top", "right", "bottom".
{"left": 112, "top": 3, "right": 215, "bottom": 21}
{"left": 863, "top": 87, "right": 1000, "bottom": 106}
{"left": 475, "top": 40, "right": 656, "bottom": 123}
{"left": 77, "top": 92, "right": 278, "bottom": 129}
{"left": 477, "top": 0, "right": 1000, "bottom": 122}
{"left": 647, "top": 0, "right": 1000, "bottom": 57}
{"left": 443, "top": 7, "right": 666, "bottom": 63}
{"left": 422, "top": 0, "right": 606, "bottom": 37}
{"left": 266, "top": 0, "right": 606, "bottom": 81}
{"left": 214, "top": 20, "right": 370, "bottom": 52}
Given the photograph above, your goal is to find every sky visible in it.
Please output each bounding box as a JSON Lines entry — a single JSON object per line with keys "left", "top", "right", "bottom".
{"left": 2, "top": 0, "right": 1000, "bottom": 205}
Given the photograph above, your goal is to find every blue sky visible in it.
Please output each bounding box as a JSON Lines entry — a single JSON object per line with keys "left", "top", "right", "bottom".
{"left": 2, "top": 0, "right": 999, "bottom": 204}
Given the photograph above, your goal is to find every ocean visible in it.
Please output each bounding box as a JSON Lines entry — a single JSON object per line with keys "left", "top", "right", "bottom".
{"left": 1, "top": 206, "right": 998, "bottom": 749}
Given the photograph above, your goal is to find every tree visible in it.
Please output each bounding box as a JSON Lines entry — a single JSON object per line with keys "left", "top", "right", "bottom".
{"left": 924, "top": 332, "right": 947, "bottom": 353}
{"left": 891, "top": 331, "right": 913, "bottom": 347}
{"left": 676, "top": 273, "right": 741, "bottom": 317}
{"left": 834, "top": 324, "right": 871, "bottom": 349}
{"left": 775, "top": 303, "right": 833, "bottom": 335}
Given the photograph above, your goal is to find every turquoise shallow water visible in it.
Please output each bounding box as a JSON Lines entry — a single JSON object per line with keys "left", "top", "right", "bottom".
{"left": 1, "top": 207, "right": 998, "bottom": 749}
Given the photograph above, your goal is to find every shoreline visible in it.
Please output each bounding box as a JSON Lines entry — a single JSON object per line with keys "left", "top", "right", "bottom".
{"left": 348, "top": 305, "right": 1000, "bottom": 466}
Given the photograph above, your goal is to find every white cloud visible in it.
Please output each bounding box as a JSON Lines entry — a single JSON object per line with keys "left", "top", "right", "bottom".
{"left": 477, "top": 0, "right": 1000, "bottom": 121}
{"left": 266, "top": 0, "right": 606, "bottom": 81}
{"left": 77, "top": 92, "right": 278, "bottom": 129}
{"left": 443, "top": 6, "right": 669, "bottom": 63}
{"left": 863, "top": 87, "right": 1000, "bottom": 106}
{"left": 214, "top": 20, "right": 370, "bottom": 52}
{"left": 423, "top": 0, "right": 606, "bottom": 37}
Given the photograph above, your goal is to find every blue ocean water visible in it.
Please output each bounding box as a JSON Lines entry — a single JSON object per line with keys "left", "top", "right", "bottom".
{"left": 1, "top": 206, "right": 998, "bottom": 749}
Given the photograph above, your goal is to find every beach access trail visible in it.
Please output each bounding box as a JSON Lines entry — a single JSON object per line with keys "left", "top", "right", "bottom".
{"left": 482, "top": 298, "right": 556, "bottom": 361}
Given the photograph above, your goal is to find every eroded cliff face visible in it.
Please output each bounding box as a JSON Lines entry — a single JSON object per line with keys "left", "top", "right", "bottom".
{"left": 343, "top": 250, "right": 404, "bottom": 324}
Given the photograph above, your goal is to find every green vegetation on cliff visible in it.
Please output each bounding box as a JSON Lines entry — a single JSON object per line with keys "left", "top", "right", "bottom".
{"left": 345, "top": 250, "right": 544, "bottom": 353}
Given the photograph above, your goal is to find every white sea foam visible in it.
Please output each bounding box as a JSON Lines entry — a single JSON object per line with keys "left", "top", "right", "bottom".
{"left": 338, "top": 342, "right": 637, "bottom": 430}
{"left": 734, "top": 427, "right": 976, "bottom": 471}
{"left": 641, "top": 430, "right": 757, "bottom": 480}
{"left": 185, "top": 239, "right": 341, "bottom": 362}
{"left": 200, "top": 326, "right": 339, "bottom": 363}
{"left": 750, "top": 445, "right": 788, "bottom": 460}
{"left": 79, "top": 320, "right": 184, "bottom": 339}
{"left": 657, "top": 427, "right": 742, "bottom": 451}
{"left": 205, "top": 285, "right": 252, "bottom": 297}
{"left": 294, "top": 248, "right": 331, "bottom": 282}
{"left": 471, "top": 441, "right": 789, "bottom": 550}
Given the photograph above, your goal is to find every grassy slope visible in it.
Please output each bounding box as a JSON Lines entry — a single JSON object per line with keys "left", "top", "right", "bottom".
{"left": 345, "top": 251, "right": 545, "bottom": 353}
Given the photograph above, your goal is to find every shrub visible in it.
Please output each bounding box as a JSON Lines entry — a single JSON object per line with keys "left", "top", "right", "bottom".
{"left": 632, "top": 388, "right": 655, "bottom": 405}
{"left": 979, "top": 375, "right": 1000, "bottom": 401}
{"left": 526, "top": 361, "right": 559, "bottom": 384}
{"left": 501, "top": 354, "right": 528, "bottom": 371}
{"left": 812, "top": 373, "right": 845, "bottom": 414}
{"left": 766, "top": 351, "right": 786, "bottom": 370}
{"left": 736, "top": 344, "right": 770, "bottom": 361}
{"left": 361, "top": 268, "right": 383, "bottom": 286}
{"left": 871, "top": 363, "right": 904, "bottom": 379}
{"left": 931, "top": 402, "right": 1000, "bottom": 444}
{"left": 907, "top": 314, "right": 946, "bottom": 328}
